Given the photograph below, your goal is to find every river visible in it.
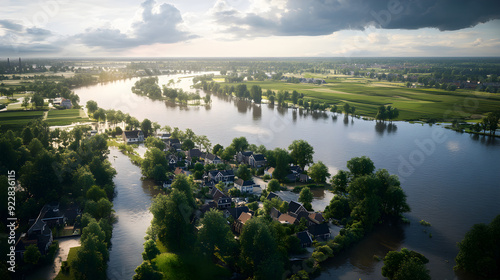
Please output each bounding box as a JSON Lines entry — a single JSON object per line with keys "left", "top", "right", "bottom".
{"left": 75, "top": 72, "right": 500, "bottom": 280}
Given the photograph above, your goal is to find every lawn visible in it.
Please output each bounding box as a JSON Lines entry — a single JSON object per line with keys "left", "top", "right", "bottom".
{"left": 152, "top": 240, "right": 231, "bottom": 280}
{"left": 0, "top": 110, "right": 44, "bottom": 131}
{"left": 223, "top": 77, "right": 500, "bottom": 121}
{"left": 154, "top": 252, "right": 231, "bottom": 280}
{"left": 54, "top": 246, "right": 80, "bottom": 280}
{"left": 46, "top": 108, "right": 91, "bottom": 126}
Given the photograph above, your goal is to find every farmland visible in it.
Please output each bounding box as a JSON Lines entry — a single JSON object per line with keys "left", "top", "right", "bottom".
{"left": 46, "top": 108, "right": 90, "bottom": 126}
{"left": 0, "top": 110, "right": 44, "bottom": 131}
{"left": 227, "top": 76, "right": 500, "bottom": 121}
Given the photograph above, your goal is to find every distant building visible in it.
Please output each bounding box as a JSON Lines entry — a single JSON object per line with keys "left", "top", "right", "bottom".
{"left": 53, "top": 97, "right": 72, "bottom": 109}
{"left": 122, "top": 130, "right": 145, "bottom": 143}
{"left": 234, "top": 179, "right": 256, "bottom": 193}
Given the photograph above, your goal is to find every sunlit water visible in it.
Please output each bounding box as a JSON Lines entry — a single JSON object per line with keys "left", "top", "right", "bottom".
{"left": 74, "top": 73, "right": 500, "bottom": 280}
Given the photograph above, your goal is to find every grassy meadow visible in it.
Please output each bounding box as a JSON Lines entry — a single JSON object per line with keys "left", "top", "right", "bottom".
{"left": 46, "top": 108, "right": 90, "bottom": 126}
{"left": 0, "top": 110, "right": 44, "bottom": 131}
{"left": 53, "top": 246, "right": 80, "bottom": 280}
{"left": 223, "top": 76, "right": 500, "bottom": 121}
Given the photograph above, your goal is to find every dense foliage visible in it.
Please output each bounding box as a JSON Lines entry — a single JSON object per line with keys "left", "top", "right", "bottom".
{"left": 454, "top": 214, "right": 500, "bottom": 278}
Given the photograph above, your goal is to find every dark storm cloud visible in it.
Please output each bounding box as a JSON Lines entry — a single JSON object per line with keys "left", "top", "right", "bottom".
{"left": 214, "top": 0, "right": 500, "bottom": 37}
{"left": 78, "top": 0, "right": 196, "bottom": 49}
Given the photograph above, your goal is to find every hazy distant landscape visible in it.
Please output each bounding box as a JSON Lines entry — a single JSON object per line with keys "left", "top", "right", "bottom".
{"left": 1, "top": 1, "right": 500, "bottom": 280}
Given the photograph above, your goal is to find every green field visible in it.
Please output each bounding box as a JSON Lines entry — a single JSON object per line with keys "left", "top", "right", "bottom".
{"left": 54, "top": 246, "right": 80, "bottom": 280}
{"left": 46, "top": 109, "right": 90, "bottom": 126}
{"left": 0, "top": 110, "right": 44, "bottom": 131}
{"left": 227, "top": 77, "right": 500, "bottom": 121}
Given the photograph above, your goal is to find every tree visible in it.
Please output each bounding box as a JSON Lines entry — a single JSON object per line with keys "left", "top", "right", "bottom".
{"left": 288, "top": 140, "right": 314, "bottom": 170}
{"left": 93, "top": 108, "right": 106, "bottom": 122}
{"left": 270, "top": 148, "right": 290, "bottom": 182}
{"left": 23, "top": 244, "right": 41, "bottom": 265}
{"left": 198, "top": 209, "right": 236, "bottom": 260}
{"left": 382, "top": 248, "right": 430, "bottom": 280}
{"left": 308, "top": 161, "right": 330, "bottom": 183}
{"left": 347, "top": 156, "right": 375, "bottom": 177}
{"left": 237, "top": 164, "right": 252, "bottom": 181}
{"left": 86, "top": 100, "right": 98, "bottom": 114}
{"left": 142, "top": 240, "right": 160, "bottom": 261}
{"left": 170, "top": 174, "right": 196, "bottom": 208}
{"left": 181, "top": 139, "right": 195, "bottom": 151}
{"left": 150, "top": 190, "right": 194, "bottom": 253}
{"left": 141, "top": 147, "right": 167, "bottom": 179}
{"left": 239, "top": 218, "right": 285, "bottom": 279}
{"left": 291, "top": 90, "right": 299, "bottom": 105}
{"left": 298, "top": 187, "right": 313, "bottom": 211}
{"left": 31, "top": 93, "right": 44, "bottom": 109}
{"left": 145, "top": 136, "right": 165, "bottom": 151}
{"left": 231, "top": 137, "right": 249, "bottom": 152}
{"left": 221, "top": 146, "right": 236, "bottom": 162}
{"left": 141, "top": 119, "right": 153, "bottom": 136}
{"left": 455, "top": 214, "right": 500, "bottom": 278}
{"left": 343, "top": 102, "right": 350, "bottom": 116}
{"left": 133, "top": 261, "right": 163, "bottom": 280}
{"left": 86, "top": 185, "right": 107, "bottom": 202}
{"left": 21, "top": 97, "right": 30, "bottom": 110}
{"left": 250, "top": 85, "right": 262, "bottom": 103}
{"left": 213, "top": 144, "right": 223, "bottom": 155}
{"left": 267, "top": 179, "right": 280, "bottom": 192}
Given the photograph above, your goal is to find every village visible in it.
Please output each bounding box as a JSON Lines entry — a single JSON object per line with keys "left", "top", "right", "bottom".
{"left": 121, "top": 128, "right": 340, "bottom": 252}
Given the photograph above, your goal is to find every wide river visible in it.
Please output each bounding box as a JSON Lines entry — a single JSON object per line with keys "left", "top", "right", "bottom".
{"left": 75, "top": 72, "right": 500, "bottom": 280}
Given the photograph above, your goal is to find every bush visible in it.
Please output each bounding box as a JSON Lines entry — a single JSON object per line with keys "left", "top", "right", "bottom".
{"left": 61, "top": 261, "right": 70, "bottom": 274}
{"left": 312, "top": 251, "right": 327, "bottom": 263}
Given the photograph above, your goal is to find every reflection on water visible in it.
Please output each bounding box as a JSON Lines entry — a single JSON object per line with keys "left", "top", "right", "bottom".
{"left": 107, "top": 148, "right": 161, "bottom": 280}
{"left": 318, "top": 224, "right": 405, "bottom": 280}
{"left": 375, "top": 122, "right": 398, "bottom": 135}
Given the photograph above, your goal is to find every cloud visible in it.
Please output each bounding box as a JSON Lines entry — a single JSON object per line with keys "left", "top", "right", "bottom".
{"left": 212, "top": 0, "right": 500, "bottom": 38}
{"left": 0, "top": 19, "right": 24, "bottom": 32}
{"left": 78, "top": 0, "right": 196, "bottom": 49}
{"left": 0, "top": 19, "right": 59, "bottom": 55}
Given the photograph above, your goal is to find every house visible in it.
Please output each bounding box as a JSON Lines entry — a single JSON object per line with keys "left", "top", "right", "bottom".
{"left": 266, "top": 192, "right": 281, "bottom": 201}
{"left": 264, "top": 167, "right": 275, "bottom": 177}
{"left": 15, "top": 217, "right": 53, "bottom": 258}
{"left": 299, "top": 173, "right": 311, "bottom": 183}
{"left": 249, "top": 154, "right": 267, "bottom": 168}
{"left": 210, "top": 187, "right": 231, "bottom": 209}
{"left": 270, "top": 207, "right": 282, "bottom": 220}
{"left": 225, "top": 206, "right": 250, "bottom": 220}
{"left": 39, "top": 203, "right": 65, "bottom": 227}
{"left": 167, "top": 154, "right": 180, "bottom": 168}
{"left": 166, "top": 139, "right": 181, "bottom": 150}
{"left": 309, "top": 212, "right": 325, "bottom": 224}
{"left": 278, "top": 213, "right": 297, "bottom": 225}
{"left": 285, "top": 173, "right": 298, "bottom": 183}
{"left": 288, "top": 201, "right": 307, "bottom": 215}
{"left": 296, "top": 231, "right": 313, "bottom": 248}
{"left": 200, "top": 201, "right": 216, "bottom": 214}
{"left": 174, "top": 167, "right": 187, "bottom": 176}
{"left": 122, "top": 130, "right": 145, "bottom": 143}
{"left": 234, "top": 212, "right": 253, "bottom": 234}
{"left": 185, "top": 148, "right": 203, "bottom": 161}
{"left": 290, "top": 165, "right": 302, "bottom": 174}
{"left": 207, "top": 170, "right": 235, "bottom": 183}
{"left": 53, "top": 97, "right": 72, "bottom": 109}
{"left": 158, "top": 133, "right": 171, "bottom": 140}
{"left": 204, "top": 153, "right": 222, "bottom": 165}
{"left": 307, "top": 223, "right": 331, "bottom": 240}
{"left": 236, "top": 151, "right": 253, "bottom": 164}
{"left": 234, "top": 179, "right": 256, "bottom": 193}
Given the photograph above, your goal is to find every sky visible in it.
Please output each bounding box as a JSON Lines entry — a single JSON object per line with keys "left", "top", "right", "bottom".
{"left": 1, "top": 0, "right": 500, "bottom": 57}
